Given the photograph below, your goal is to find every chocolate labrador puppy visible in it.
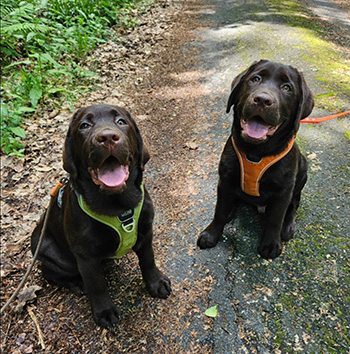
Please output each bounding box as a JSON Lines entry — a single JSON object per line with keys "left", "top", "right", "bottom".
{"left": 31, "top": 104, "right": 171, "bottom": 327}
{"left": 197, "top": 60, "right": 314, "bottom": 259}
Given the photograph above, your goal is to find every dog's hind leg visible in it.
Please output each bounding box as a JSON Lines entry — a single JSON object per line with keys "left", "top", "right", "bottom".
{"left": 32, "top": 224, "right": 83, "bottom": 294}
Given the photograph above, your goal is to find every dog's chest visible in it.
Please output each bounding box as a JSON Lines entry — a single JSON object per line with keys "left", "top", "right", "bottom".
{"left": 76, "top": 186, "right": 145, "bottom": 258}
{"left": 231, "top": 136, "right": 295, "bottom": 197}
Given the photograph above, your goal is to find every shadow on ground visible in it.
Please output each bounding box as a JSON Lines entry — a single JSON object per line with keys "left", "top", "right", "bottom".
{"left": 176, "top": 0, "right": 350, "bottom": 352}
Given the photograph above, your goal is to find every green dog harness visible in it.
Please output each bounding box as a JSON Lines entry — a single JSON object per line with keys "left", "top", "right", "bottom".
{"left": 76, "top": 185, "right": 145, "bottom": 259}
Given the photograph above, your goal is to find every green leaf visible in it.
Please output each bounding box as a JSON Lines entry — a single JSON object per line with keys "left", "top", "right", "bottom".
{"left": 26, "top": 31, "right": 37, "bottom": 42}
{"left": 10, "top": 127, "right": 26, "bottom": 139}
{"left": 3, "top": 145, "right": 11, "bottom": 154}
{"left": 205, "top": 305, "right": 218, "bottom": 318}
{"left": 5, "top": 59, "right": 32, "bottom": 70}
{"left": 41, "top": 53, "right": 62, "bottom": 68}
{"left": 9, "top": 148, "right": 25, "bottom": 157}
{"left": 29, "top": 86, "right": 42, "bottom": 107}
{"left": 47, "top": 87, "right": 66, "bottom": 94}
{"left": 46, "top": 69, "right": 74, "bottom": 77}
{"left": 16, "top": 106, "right": 36, "bottom": 113}
{"left": 1, "top": 103, "right": 8, "bottom": 118}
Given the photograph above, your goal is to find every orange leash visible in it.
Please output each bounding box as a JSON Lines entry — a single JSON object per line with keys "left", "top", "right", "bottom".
{"left": 50, "top": 175, "right": 70, "bottom": 197}
{"left": 50, "top": 181, "right": 63, "bottom": 197}
{"left": 300, "top": 110, "right": 350, "bottom": 124}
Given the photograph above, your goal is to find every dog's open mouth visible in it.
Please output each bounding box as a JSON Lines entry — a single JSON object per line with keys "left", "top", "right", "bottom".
{"left": 241, "top": 116, "right": 280, "bottom": 141}
{"left": 89, "top": 156, "right": 129, "bottom": 190}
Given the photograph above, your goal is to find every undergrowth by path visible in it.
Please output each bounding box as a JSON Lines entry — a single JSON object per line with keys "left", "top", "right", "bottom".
{"left": 0, "top": 0, "right": 151, "bottom": 157}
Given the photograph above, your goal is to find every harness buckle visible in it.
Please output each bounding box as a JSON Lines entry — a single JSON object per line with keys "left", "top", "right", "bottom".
{"left": 59, "top": 175, "right": 70, "bottom": 185}
{"left": 118, "top": 209, "right": 135, "bottom": 233}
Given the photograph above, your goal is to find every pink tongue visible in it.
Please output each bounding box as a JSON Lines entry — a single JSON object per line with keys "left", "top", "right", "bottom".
{"left": 246, "top": 120, "right": 269, "bottom": 139}
{"left": 98, "top": 165, "right": 128, "bottom": 187}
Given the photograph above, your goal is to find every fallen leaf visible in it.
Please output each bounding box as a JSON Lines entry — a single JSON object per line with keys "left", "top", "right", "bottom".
{"left": 205, "top": 305, "right": 218, "bottom": 318}
{"left": 307, "top": 153, "right": 317, "bottom": 160}
{"left": 48, "top": 110, "right": 60, "bottom": 119}
{"left": 184, "top": 141, "right": 199, "bottom": 150}
{"left": 15, "top": 285, "right": 42, "bottom": 312}
{"left": 302, "top": 332, "right": 311, "bottom": 344}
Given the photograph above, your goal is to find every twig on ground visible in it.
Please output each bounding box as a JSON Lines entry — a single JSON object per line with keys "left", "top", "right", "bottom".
{"left": 65, "top": 322, "right": 82, "bottom": 347}
{"left": 1, "top": 314, "right": 12, "bottom": 348}
{"left": 27, "top": 305, "right": 45, "bottom": 350}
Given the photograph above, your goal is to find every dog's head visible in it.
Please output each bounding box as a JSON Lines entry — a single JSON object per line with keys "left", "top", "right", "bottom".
{"left": 63, "top": 104, "right": 149, "bottom": 194}
{"left": 226, "top": 60, "right": 314, "bottom": 145}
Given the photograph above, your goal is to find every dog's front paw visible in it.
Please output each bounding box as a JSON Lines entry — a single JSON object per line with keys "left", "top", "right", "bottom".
{"left": 66, "top": 279, "right": 86, "bottom": 295}
{"left": 258, "top": 239, "right": 282, "bottom": 259}
{"left": 197, "top": 229, "right": 220, "bottom": 249}
{"left": 146, "top": 270, "right": 171, "bottom": 299}
{"left": 93, "top": 303, "right": 120, "bottom": 328}
{"left": 281, "top": 220, "right": 295, "bottom": 241}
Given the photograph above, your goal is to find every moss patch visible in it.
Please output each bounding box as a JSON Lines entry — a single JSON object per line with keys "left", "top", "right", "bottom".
{"left": 345, "top": 131, "right": 350, "bottom": 141}
{"left": 266, "top": 0, "right": 350, "bottom": 111}
{"left": 299, "top": 31, "right": 350, "bottom": 110}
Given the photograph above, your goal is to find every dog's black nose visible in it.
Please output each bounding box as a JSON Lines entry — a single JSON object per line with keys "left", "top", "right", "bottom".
{"left": 96, "top": 130, "right": 120, "bottom": 147}
{"left": 254, "top": 93, "right": 273, "bottom": 108}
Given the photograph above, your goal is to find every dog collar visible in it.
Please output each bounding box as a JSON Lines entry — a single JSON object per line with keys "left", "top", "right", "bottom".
{"left": 231, "top": 136, "right": 295, "bottom": 197}
{"left": 76, "top": 184, "right": 145, "bottom": 259}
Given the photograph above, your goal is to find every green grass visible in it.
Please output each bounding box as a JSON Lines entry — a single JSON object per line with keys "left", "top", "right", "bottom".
{"left": 1, "top": 0, "right": 150, "bottom": 157}
{"left": 345, "top": 131, "right": 350, "bottom": 141}
{"left": 266, "top": 0, "right": 350, "bottom": 112}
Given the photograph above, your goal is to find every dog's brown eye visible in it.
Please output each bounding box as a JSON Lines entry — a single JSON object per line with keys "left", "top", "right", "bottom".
{"left": 282, "top": 84, "right": 291, "bottom": 92}
{"left": 116, "top": 118, "right": 127, "bottom": 126}
{"left": 79, "top": 122, "right": 91, "bottom": 130}
{"left": 251, "top": 76, "right": 261, "bottom": 83}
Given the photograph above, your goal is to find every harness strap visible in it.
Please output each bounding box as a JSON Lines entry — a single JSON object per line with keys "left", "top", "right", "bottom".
{"left": 76, "top": 184, "right": 145, "bottom": 259}
{"left": 50, "top": 176, "right": 144, "bottom": 258}
{"left": 231, "top": 136, "right": 295, "bottom": 197}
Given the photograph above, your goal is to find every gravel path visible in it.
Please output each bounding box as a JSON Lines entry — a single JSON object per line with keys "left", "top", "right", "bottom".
{"left": 309, "top": 0, "right": 350, "bottom": 30}
{"left": 172, "top": 0, "right": 350, "bottom": 352}
{"left": 1, "top": 0, "right": 349, "bottom": 353}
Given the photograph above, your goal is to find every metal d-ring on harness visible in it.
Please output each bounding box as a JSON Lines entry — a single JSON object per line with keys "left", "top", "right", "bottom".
{"left": 54, "top": 175, "right": 144, "bottom": 258}
{"left": 117, "top": 209, "right": 136, "bottom": 233}
{"left": 75, "top": 184, "right": 145, "bottom": 259}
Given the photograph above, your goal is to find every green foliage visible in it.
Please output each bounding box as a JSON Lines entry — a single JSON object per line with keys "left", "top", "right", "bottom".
{"left": 1, "top": 0, "right": 146, "bottom": 156}
{"left": 345, "top": 131, "right": 350, "bottom": 141}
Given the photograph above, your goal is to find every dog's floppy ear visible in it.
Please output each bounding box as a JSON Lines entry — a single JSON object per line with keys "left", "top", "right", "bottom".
{"left": 133, "top": 121, "right": 149, "bottom": 171}
{"left": 116, "top": 106, "right": 149, "bottom": 171}
{"left": 294, "top": 70, "right": 314, "bottom": 132}
{"left": 141, "top": 139, "right": 150, "bottom": 169}
{"left": 226, "top": 60, "right": 268, "bottom": 113}
{"left": 122, "top": 109, "right": 150, "bottom": 188}
{"left": 62, "top": 108, "right": 83, "bottom": 180}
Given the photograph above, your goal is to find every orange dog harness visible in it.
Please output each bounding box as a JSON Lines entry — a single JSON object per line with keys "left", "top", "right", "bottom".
{"left": 231, "top": 136, "right": 295, "bottom": 197}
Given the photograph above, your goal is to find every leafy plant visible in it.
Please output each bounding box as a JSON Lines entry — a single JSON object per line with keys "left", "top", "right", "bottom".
{"left": 1, "top": 0, "right": 148, "bottom": 157}
{"left": 1, "top": 2, "right": 52, "bottom": 62}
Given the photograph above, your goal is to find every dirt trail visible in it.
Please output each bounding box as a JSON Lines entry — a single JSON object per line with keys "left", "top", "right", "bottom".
{"left": 1, "top": 0, "right": 349, "bottom": 353}
{"left": 308, "top": 0, "right": 350, "bottom": 33}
